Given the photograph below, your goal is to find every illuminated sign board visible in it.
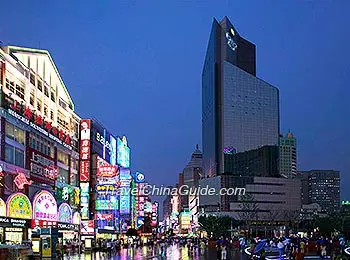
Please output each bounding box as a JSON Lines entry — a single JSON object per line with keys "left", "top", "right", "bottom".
{"left": 7, "top": 104, "right": 72, "bottom": 150}
{"left": 80, "top": 183, "right": 89, "bottom": 220}
{"left": 151, "top": 202, "right": 158, "bottom": 227}
{"left": 96, "top": 198, "right": 118, "bottom": 210}
{"left": 33, "top": 190, "right": 58, "bottom": 221}
{"left": 120, "top": 168, "right": 131, "bottom": 214}
{"left": 29, "top": 149, "right": 57, "bottom": 185}
{"left": 0, "top": 198, "right": 6, "bottom": 217}
{"left": 14, "top": 172, "right": 33, "bottom": 190}
{"left": 80, "top": 119, "right": 91, "bottom": 182}
{"left": 81, "top": 220, "right": 95, "bottom": 235}
{"left": 90, "top": 120, "right": 117, "bottom": 165}
{"left": 6, "top": 193, "right": 32, "bottom": 219}
{"left": 117, "top": 136, "right": 130, "bottom": 168}
{"left": 225, "top": 28, "right": 237, "bottom": 52}
{"left": 97, "top": 165, "right": 118, "bottom": 178}
{"left": 135, "top": 171, "right": 145, "bottom": 183}
{"left": 58, "top": 203, "right": 73, "bottom": 223}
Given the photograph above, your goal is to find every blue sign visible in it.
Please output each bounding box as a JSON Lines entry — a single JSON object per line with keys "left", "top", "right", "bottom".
{"left": 117, "top": 136, "right": 130, "bottom": 168}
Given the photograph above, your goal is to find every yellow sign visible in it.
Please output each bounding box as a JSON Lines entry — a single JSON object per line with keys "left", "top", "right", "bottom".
{"left": 6, "top": 193, "right": 32, "bottom": 219}
{"left": 0, "top": 198, "right": 6, "bottom": 216}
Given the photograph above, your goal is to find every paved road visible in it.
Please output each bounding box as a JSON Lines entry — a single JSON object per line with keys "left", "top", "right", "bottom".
{"left": 63, "top": 245, "right": 249, "bottom": 259}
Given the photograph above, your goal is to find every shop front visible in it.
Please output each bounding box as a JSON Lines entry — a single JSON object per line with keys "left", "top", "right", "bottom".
{"left": 57, "top": 203, "right": 79, "bottom": 245}
{"left": 2, "top": 193, "right": 32, "bottom": 244}
{"left": 31, "top": 190, "right": 58, "bottom": 259}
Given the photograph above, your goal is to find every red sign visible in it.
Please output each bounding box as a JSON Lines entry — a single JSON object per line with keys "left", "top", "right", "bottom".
{"left": 80, "top": 139, "right": 91, "bottom": 160}
{"left": 31, "top": 219, "right": 57, "bottom": 228}
{"left": 80, "top": 161, "right": 90, "bottom": 182}
{"left": 95, "top": 213, "right": 113, "bottom": 221}
{"left": 7, "top": 102, "right": 71, "bottom": 146}
{"left": 97, "top": 165, "right": 118, "bottom": 177}
{"left": 14, "top": 172, "right": 33, "bottom": 190}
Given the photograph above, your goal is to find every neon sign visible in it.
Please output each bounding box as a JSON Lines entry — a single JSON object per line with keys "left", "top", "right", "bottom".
{"left": 58, "top": 203, "right": 73, "bottom": 223}
{"left": 80, "top": 119, "right": 91, "bottom": 181}
{"left": 14, "top": 172, "right": 33, "bottom": 190}
{"left": 117, "top": 136, "right": 130, "bottom": 168}
{"left": 0, "top": 198, "right": 5, "bottom": 216}
{"left": 225, "top": 28, "right": 237, "bottom": 52}
{"left": 6, "top": 193, "right": 32, "bottom": 219}
{"left": 33, "top": 190, "right": 58, "bottom": 221}
{"left": 96, "top": 197, "right": 118, "bottom": 210}
{"left": 7, "top": 103, "right": 72, "bottom": 149}
{"left": 80, "top": 183, "right": 89, "bottom": 220}
{"left": 97, "top": 165, "right": 118, "bottom": 178}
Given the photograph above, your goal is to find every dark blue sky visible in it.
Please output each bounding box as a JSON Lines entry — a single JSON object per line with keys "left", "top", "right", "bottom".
{"left": 1, "top": 1, "right": 350, "bottom": 197}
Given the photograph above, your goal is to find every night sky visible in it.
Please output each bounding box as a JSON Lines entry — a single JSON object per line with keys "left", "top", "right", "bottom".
{"left": 1, "top": 1, "right": 350, "bottom": 198}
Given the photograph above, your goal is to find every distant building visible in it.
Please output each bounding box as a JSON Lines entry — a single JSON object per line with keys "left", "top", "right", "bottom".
{"left": 299, "top": 170, "right": 340, "bottom": 214}
{"left": 202, "top": 16, "right": 280, "bottom": 177}
{"left": 179, "top": 145, "right": 203, "bottom": 211}
{"left": 199, "top": 176, "right": 301, "bottom": 222}
{"left": 162, "top": 186, "right": 173, "bottom": 221}
{"left": 300, "top": 203, "right": 324, "bottom": 221}
{"left": 279, "top": 132, "right": 297, "bottom": 178}
{"left": 223, "top": 145, "right": 279, "bottom": 177}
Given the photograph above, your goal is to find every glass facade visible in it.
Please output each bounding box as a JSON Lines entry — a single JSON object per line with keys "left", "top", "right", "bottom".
{"left": 202, "top": 21, "right": 219, "bottom": 177}
{"left": 223, "top": 61, "right": 279, "bottom": 152}
{"left": 202, "top": 17, "right": 280, "bottom": 176}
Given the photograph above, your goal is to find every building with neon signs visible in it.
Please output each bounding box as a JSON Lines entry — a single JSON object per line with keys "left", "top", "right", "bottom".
{"left": 78, "top": 118, "right": 132, "bottom": 239}
{"left": 0, "top": 45, "right": 81, "bottom": 245}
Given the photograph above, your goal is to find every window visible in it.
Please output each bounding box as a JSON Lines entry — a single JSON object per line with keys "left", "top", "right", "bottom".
{"left": 58, "top": 112, "right": 68, "bottom": 129}
{"left": 44, "top": 86, "right": 49, "bottom": 97}
{"left": 30, "top": 73, "right": 35, "bottom": 86}
{"left": 5, "top": 122, "right": 25, "bottom": 145}
{"left": 5, "top": 144, "right": 25, "bottom": 168}
{"left": 37, "top": 80, "right": 42, "bottom": 91}
{"left": 15, "top": 83, "right": 25, "bottom": 100}
{"left": 37, "top": 99, "right": 42, "bottom": 112}
{"left": 51, "top": 88, "right": 56, "bottom": 102}
{"left": 59, "top": 98, "right": 67, "bottom": 110}
{"left": 5, "top": 78, "right": 15, "bottom": 92}
{"left": 29, "top": 132, "right": 54, "bottom": 158}
{"left": 57, "top": 150, "right": 69, "bottom": 165}
{"left": 30, "top": 90, "right": 35, "bottom": 106}
{"left": 71, "top": 159, "right": 79, "bottom": 171}
{"left": 50, "top": 110, "right": 54, "bottom": 120}
{"left": 44, "top": 105, "right": 48, "bottom": 117}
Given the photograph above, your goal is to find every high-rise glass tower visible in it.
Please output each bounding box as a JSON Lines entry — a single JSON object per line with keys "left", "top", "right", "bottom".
{"left": 202, "top": 17, "right": 280, "bottom": 177}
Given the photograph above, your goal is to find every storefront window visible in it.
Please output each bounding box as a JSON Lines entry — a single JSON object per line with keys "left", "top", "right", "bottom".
{"left": 5, "top": 144, "right": 25, "bottom": 168}
{"left": 5, "top": 122, "right": 25, "bottom": 145}
{"left": 57, "top": 151, "right": 69, "bottom": 166}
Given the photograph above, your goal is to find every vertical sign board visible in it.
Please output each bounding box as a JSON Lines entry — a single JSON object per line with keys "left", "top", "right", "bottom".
{"left": 80, "top": 119, "right": 91, "bottom": 220}
{"left": 80, "top": 119, "right": 91, "bottom": 181}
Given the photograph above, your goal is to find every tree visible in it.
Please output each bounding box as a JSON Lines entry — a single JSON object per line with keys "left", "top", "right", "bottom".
{"left": 238, "top": 193, "right": 259, "bottom": 236}
{"left": 198, "top": 215, "right": 236, "bottom": 238}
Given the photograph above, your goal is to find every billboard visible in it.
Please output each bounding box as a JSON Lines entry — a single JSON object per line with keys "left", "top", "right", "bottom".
{"left": 119, "top": 168, "right": 132, "bottom": 215}
{"left": 90, "top": 120, "right": 117, "bottom": 165}
{"left": 117, "top": 136, "right": 130, "bottom": 168}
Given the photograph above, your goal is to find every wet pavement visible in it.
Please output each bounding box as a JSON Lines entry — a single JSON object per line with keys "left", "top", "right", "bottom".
{"left": 62, "top": 245, "right": 249, "bottom": 259}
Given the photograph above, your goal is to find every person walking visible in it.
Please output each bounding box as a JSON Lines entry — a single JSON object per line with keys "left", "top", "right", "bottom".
{"left": 221, "top": 245, "right": 227, "bottom": 260}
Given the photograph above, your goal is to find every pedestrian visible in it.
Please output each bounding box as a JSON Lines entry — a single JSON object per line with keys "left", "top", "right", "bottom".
{"left": 221, "top": 245, "right": 227, "bottom": 260}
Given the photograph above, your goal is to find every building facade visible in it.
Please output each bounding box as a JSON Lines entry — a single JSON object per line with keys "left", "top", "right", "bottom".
{"left": 0, "top": 45, "right": 81, "bottom": 249}
{"left": 299, "top": 170, "right": 340, "bottom": 214}
{"left": 223, "top": 145, "right": 279, "bottom": 177}
{"left": 202, "top": 16, "right": 280, "bottom": 177}
{"left": 279, "top": 132, "right": 297, "bottom": 178}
